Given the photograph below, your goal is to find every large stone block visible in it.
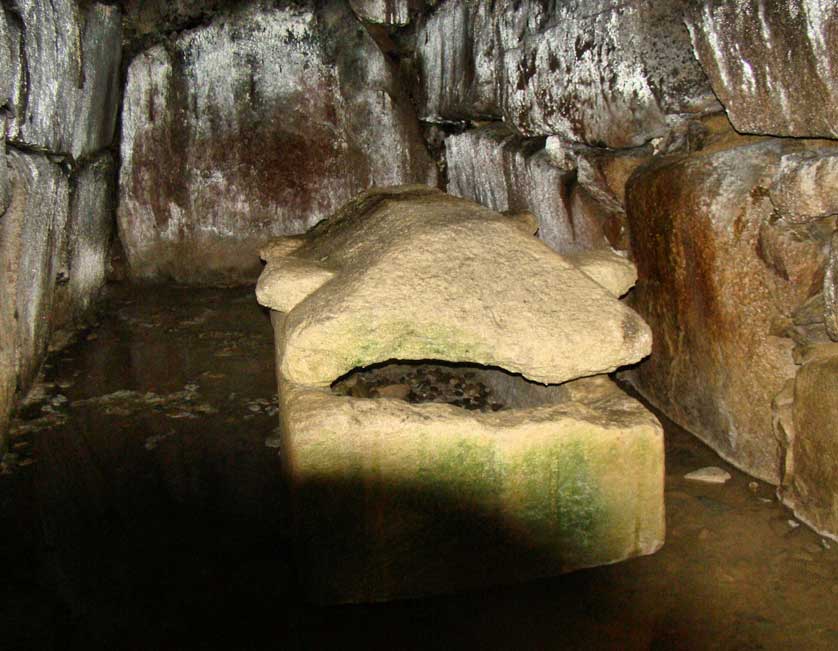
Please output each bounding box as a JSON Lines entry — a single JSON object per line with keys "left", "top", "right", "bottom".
{"left": 626, "top": 139, "right": 833, "bottom": 482}
{"left": 770, "top": 150, "right": 838, "bottom": 223}
{"left": 782, "top": 349, "right": 838, "bottom": 540}
{"left": 279, "top": 367, "right": 664, "bottom": 603}
{"left": 53, "top": 154, "right": 115, "bottom": 329}
{"left": 686, "top": 0, "right": 838, "bottom": 139}
{"left": 414, "top": 0, "right": 500, "bottom": 121}
{"left": 257, "top": 186, "right": 651, "bottom": 387}
{"left": 415, "top": 0, "right": 718, "bottom": 148}
{"left": 445, "top": 124, "right": 609, "bottom": 253}
{"left": 0, "top": 6, "right": 12, "bottom": 112}
{"left": 119, "top": 2, "right": 435, "bottom": 283}
{"left": 258, "top": 186, "right": 663, "bottom": 602}
{"left": 497, "top": 0, "right": 719, "bottom": 147}
{"left": 0, "top": 152, "right": 69, "bottom": 448}
{"left": 5, "top": 0, "right": 122, "bottom": 159}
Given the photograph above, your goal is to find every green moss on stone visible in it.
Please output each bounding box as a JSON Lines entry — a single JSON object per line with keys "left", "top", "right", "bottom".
{"left": 518, "top": 440, "right": 606, "bottom": 551}
{"left": 408, "top": 437, "right": 502, "bottom": 514}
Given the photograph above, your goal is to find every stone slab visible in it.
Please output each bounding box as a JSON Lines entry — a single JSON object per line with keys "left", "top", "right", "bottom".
{"left": 257, "top": 186, "right": 652, "bottom": 387}
{"left": 445, "top": 124, "right": 608, "bottom": 254}
{"left": 771, "top": 150, "right": 838, "bottom": 223}
{"left": 783, "top": 351, "right": 838, "bottom": 541}
{"left": 5, "top": 0, "right": 121, "bottom": 159}
{"left": 415, "top": 0, "right": 718, "bottom": 147}
{"left": 686, "top": 0, "right": 838, "bottom": 139}
{"left": 53, "top": 154, "right": 115, "bottom": 329}
{"left": 0, "top": 151, "right": 69, "bottom": 449}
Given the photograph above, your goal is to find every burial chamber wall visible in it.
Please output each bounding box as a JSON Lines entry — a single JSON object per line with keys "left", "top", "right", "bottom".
{"left": 1, "top": 0, "right": 837, "bottom": 538}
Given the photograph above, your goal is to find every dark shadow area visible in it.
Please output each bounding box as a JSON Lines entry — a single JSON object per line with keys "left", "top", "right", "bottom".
{"left": 1, "top": 284, "right": 836, "bottom": 650}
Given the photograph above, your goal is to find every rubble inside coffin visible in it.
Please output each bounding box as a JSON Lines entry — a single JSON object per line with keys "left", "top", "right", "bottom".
{"left": 332, "top": 362, "right": 505, "bottom": 412}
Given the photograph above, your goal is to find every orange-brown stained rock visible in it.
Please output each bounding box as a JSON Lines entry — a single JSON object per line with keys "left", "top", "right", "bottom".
{"left": 626, "top": 138, "right": 828, "bottom": 483}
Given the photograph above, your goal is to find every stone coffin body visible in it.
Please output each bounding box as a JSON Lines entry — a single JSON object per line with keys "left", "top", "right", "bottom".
{"left": 257, "top": 186, "right": 665, "bottom": 602}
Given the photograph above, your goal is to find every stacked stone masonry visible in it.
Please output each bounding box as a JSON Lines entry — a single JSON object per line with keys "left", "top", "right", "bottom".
{"left": 0, "top": 1, "right": 121, "bottom": 451}
{"left": 0, "top": 0, "right": 836, "bottom": 541}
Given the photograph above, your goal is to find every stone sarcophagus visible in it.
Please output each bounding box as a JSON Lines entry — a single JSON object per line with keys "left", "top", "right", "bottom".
{"left": 256, "top": 185, "right": 664, "bottom": 603}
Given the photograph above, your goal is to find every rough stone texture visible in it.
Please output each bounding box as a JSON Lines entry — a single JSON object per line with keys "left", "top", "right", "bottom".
{"left": 119, "top": 0, "right": 235, "bottom": 47}
{"left": 445, "top": 124, "right": 608, "bottom": 253}
{"left": 569, "top": 184, "right": 629, "bottom": 252}
{"left": 770, "top": 150, "right": 838, "bottom": 223}
{"left": 756, "top": 216, "right": 832, "bottom": 300}
{"left": 564, "top": 249, "right": 637, "bottom": 298}
{"left": 626, "top": 140, "right": 827, "bottom": 483}
{"left": 574, "top": 148, "right": 651, "bottom": 214}
{"left": 0, "top": 136, "right": 7, "bottom": 220}
{"left": 5, "top": 0, "right": 122, "bottom": 159}
{"left": 415, "top": 0, "right": 718, "bottom": 147}
{"left": 0, "top": 152, "right": 69, "bottom": 449}
{"left": 277, "top": 349, "right": 664, "bottom": 602}
{"left": 686, "top": 0, "right": 838, "bottom": 140}
{"left": 826, "top": 232, "right": 838, "bottom": 341}
{"left": 772, "top": 379, "right": 796, "bottom": 488}
{"left": 349, "top": 0, "right": 420, "bottom": 24}
{"left": 0, "top": 6, "right": 12, "bottom": 113}
{"left": 52, "top": 154, "right": 115, "bottom": 329}
{"left": 498, "top": 0, "right": 719, "bottom": 147}
{"left": 783, "top": 349, "right": 838, "bottom": 541}
{"left": 119, "top": 2, "right": 436, "bottom": 283}
{"left": 257, "top": 185, "right": 651, "bottom": 387}
{"left": 414, "top": 0, "right": 499, "bottom": 121}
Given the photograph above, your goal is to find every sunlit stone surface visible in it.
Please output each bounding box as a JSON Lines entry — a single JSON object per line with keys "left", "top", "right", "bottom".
{"left": 257, "top": 186, "right": 651, "bottom": 387}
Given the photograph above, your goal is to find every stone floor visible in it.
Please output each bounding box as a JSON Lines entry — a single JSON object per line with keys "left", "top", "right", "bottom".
{"left": 1, "top": 284, "right": 837, "bottom": 650}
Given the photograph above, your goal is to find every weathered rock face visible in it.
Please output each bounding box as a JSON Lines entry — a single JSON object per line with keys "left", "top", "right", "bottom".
{"left": 497, "top": 0, "right": 719, "bottom": 147}
{"left": 54, "top": 154, "right": 115, "bottom": 328}
{"left": 119, "top": 0, "right": 233, "bottom": 46}
{"left": 415, "top": 0, "right": 718, "bottom": 147}
{"left": 0, "top": 152, "right": 69, "bottom": 446}
{"left": 119, "top": 2, "right": 436, "bottom": 283}
{"left": 445, "top": 124, "right": 610, "bottom": 253}
{"left": 257, "top": 185, "right": 651, "bottom": 387}
{"left": 4, "top": 0, "right": 122, "bottom": 160}
{"left": 770, "top": 150, "right": 838, "bottom": 223}
{"left": 414, "top": 1, "right": 500, "bottom": 121}
{"left": 626, "top": 139, "right": 831, "bottom": 483}
{"left": 783, "top": 348, "right": 838, "bottom": 541}
{"left": 826, "top": 233, "right": 838, "bottom": 342}
{"left": 686, "top": 0, "right": 838, "bottom": 139}
{"left": 0, "top": 7, "right": 12, "bottom": 118}
{"left": 0, "top": 1, "right": 120, "bottom": 450}
{"left": 349, "top": 0, "right": 423, "bottom": 24}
